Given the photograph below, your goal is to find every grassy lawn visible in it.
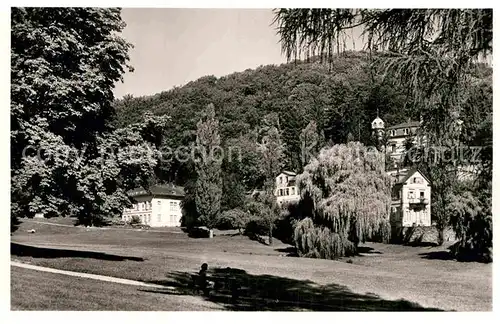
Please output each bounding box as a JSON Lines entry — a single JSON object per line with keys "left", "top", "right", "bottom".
{"left": 11, "top": 266, "right": 224, "bottom": 311}
{"left": 11, "top": 218, "right": 492, "bottom": 311}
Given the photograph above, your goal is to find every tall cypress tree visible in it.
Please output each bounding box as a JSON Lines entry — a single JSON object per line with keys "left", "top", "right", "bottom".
{"left": 194, "top": 104, "right": 222, "bottom": 236}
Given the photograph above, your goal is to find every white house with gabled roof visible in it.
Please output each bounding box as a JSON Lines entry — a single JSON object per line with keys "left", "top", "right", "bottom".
{"left": 122, "top": 184, "right": 185, "bottom": 227}
{"left": 390, "top": 168, "right": 431, "bottom": 229}
{"left": 275, "top": 171, "right": 300, "bottom": 205}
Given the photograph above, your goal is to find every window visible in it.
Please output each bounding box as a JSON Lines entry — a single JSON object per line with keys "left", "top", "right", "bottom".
{"left": 404, "top": 128, "right": 409, "bottom": 135}
{"left": 420, "top": 191, "right": 425, "bottom": 198}
{"left": 291, "top": 187, "right": 295, "bottom": 195}
{"left": 170, "top": 215, "right": 176, "bottom": 224}
{"left": 279, "top": 177, "right": 283, "bottom": 184}
{"left": 134, "top": 204, "right": 138, "bottom": 211}
{"left": 170, "top": 201, "right": 176, "bottom": 211}
{"left": 408, "top": 191, "right": 415, "bottom": 199}
{"left": 391, "top": 130, "right": 395, "bottom": 136}
{"left": 147, "top": 214, "right": 151, "bottom": 224}
{"left": 157, "top": 200, "right": 161, "bottom": 205}
{"left": 285, "top": 188, "right": 289, "bottom": 196}
{"left": 157, "top": 214, "right": 161, "bottom": 222}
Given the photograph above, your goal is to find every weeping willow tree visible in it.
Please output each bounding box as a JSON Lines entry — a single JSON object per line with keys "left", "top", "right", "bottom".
{"left": 447, "top": 189, "right": 492, "bottom": 263}
{"left": 274, "top": 9, "right": 492, "bottom": 252}
{"left": 294, "top": 142, "right": 391, "bottom": 259}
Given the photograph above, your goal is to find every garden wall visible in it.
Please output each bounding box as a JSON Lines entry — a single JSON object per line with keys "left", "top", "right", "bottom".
{"left": 393, "top": 225, "right": 456, "bottom": 245}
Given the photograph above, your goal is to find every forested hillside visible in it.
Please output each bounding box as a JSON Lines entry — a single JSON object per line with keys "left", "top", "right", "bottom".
{"left": 112, "top": 51, "right": 491, "bottom": 213}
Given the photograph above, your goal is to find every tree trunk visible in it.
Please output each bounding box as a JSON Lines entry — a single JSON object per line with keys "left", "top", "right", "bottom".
{"left": 209, "top": 229, "right": 213, "bottom": 239}
{"left": 437, "top": 227, "right": 444, "bottom": 246}
{"left": 268, "top": 226, "right": 273, "bottom": 245}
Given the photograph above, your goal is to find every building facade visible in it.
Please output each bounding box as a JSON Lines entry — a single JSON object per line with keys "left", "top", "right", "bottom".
{"left": 122, "top": 184, "right": 185, "bottom": 227}
{"left": 390, "top": 169, "right": 432, "bottom": 229}
{"left": 386, "top": 121, "right": 422, "bottom": 168}
{"left": 371, "top": 117, "right": 432, "bottom": 229}
{"left": 275, "top": 171, "right": 300, "bottom": 205}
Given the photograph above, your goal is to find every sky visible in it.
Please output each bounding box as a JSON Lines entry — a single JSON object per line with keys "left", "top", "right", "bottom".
{"left": 113, "top": 8, "right": 288, "bottom": 99}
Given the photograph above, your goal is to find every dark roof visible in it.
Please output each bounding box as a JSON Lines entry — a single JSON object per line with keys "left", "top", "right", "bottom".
{"left": 387, "top": 121, "right": 420, "bottom": 130}
{"left": 397, "top": 168, "right": 430, "bottom": 185}
{"left": 127, "top": 184, "right": 185, "bottom": 198}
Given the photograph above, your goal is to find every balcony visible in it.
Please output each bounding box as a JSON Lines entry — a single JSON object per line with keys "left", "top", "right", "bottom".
{"left": 408, "top": 197, "right": 429, "bottom": 205}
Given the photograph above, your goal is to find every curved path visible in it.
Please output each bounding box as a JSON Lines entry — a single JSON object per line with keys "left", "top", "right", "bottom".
{"left": 11, "top": 260, "right": 174, "bottom": 290}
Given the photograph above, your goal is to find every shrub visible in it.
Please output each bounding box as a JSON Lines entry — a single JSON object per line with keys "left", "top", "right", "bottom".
{"left": 293, "top": 218, "right": 357, "bottom": 260}
{"left": 273, "top": 199, "right": 310, "bottom": 245}
{"left": 188, "top": 226, "right": 211, "bottom": 238}
{"left": 129, "top": 215, "right": 142, "bottom": 225}
{"left": 244, "top": 217, "right": 268, "bottom": 238}
{"left": 217, "top": 208, "right": 251, "bottom": 232}
{"left": 109, "top": 218, "right": 126, "bottom": 226}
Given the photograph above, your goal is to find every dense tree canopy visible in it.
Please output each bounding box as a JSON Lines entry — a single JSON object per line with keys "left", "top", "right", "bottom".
{"left": 112, "top": 50, "right": 491, "bottom": 240}
{"left": 113, "top": 52, "right": 424, "bottom": 189}
{"left": 10, "top": 8, "right": 170, "bottom": 226}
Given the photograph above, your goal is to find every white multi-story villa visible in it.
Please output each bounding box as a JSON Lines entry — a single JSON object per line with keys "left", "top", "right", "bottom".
{"left": 371, "top": 117, "right": 432, "bottom": 229}
{"left": 274, "top": 171, "right": 300, "bottom": 205}
{"left": 390, "top": 169, "right": 432, "bottom": 229}
{"left": 122, "top": 184, "right": 184, "bottom": 227}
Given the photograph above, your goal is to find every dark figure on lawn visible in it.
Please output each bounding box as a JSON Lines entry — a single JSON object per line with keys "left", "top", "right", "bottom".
{"left": 198, "top": 263, "right": 211, "bottom": 296}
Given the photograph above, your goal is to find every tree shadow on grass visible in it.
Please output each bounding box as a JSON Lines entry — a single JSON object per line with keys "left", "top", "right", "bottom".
{"left": 406, "top": 242, "right": 439, "bottom": 248}
{"left": 420, "top": 241, "right": 492, "bottom": 263}
{"left": 419, "top": 251, "right": 455, "bottom": 261}
{"left": 356, "top": 246, "right": 383, "bottom": 255}
{"left": 11, "top": 243, "right": 144, "bottom": 261}
{"left": 275, "top": 246, "right": 382, "bottom": 258}
{"left": 141, "top": 267, "right": 443, "bottom": 311}
{"left": 419, "top": 249, "right": 491, "bottom": 263}
{"left": 275, "top": 247, "right": 298, "bottom": 257}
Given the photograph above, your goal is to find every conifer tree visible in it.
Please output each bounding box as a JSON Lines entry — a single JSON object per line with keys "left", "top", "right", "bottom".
{"left": 194, "top": 104, "right": 223, "bottom": 236}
